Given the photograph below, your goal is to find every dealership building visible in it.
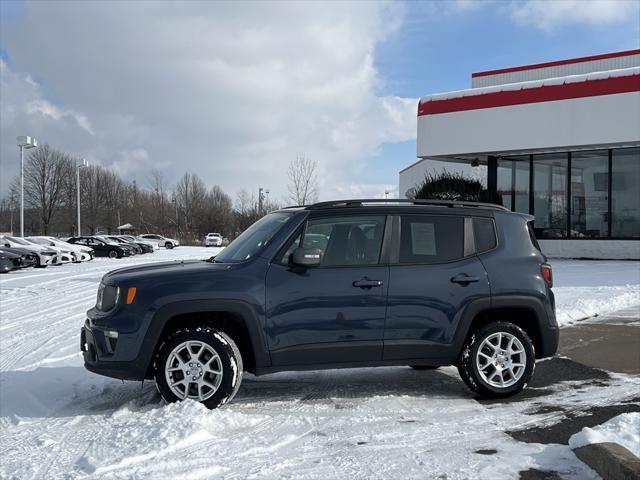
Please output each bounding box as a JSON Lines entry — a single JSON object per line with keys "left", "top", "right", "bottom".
{"left": 400, "top": 49, "right": 640, "bottom": 259}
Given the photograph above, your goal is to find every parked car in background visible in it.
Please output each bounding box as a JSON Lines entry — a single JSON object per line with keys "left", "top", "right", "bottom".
{"left": 114, "top": 236, "right": 155, "bottom": 253}
{"left": 0, "top": 236, "right": 58, "bottom": 267}
{"left": 204, "top": 233, "right": 223, "bottom": 247}
{"left": 23, "top": 238, "right": 74, "bottom": 264}
{"left": 94, "top": 236, "right": 139, "bottom": 256}
{"left": 139, "top": 234, "right": 180, "bottom": 249}
{"left": 120, "top": 235, "right": 160, "bottom": 251}
{"left": 68, "top": 236, "right": 131, "bottom": 259}
{"left": 103, "top": 236, "right": 145, "bottom": 254}
{"left": 0, "top": 249, "right": 29, "bottom": 272}
{"left": 27, "top": 236, "right": 94, "bottom": 262}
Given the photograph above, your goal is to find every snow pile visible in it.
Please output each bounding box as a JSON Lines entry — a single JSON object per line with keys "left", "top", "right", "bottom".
{"left": 551, "top": 260, "right": 640, "bottom": 326}
{"left": 569, "top": 412, "right": 640, "bottom": 457}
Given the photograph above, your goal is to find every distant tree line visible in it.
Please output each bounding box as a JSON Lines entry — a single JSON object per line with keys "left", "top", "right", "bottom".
{"left": 0, "top": 144, "right": 283, "bottom": 241}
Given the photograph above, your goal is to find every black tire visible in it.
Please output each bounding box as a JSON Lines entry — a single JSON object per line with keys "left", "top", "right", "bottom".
{"left": 108, "top": 249, "right": 120, "bottom": 259}
{"left": 165, "top": 242, "right": 173, "bottom": 249}
{"left": 457, "top": 322, "right": 535, "bottom": 399}
{"left": 154, "top": 326, "right": 243, "bottom": 409}
{"left": 35, "top": 256, "right": 46, "bottom": 268}
{"left": 410, "top": 365, "right": 439, "bottom": 370}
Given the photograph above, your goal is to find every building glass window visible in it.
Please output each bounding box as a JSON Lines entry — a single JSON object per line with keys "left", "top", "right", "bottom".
{"left": 533, "top": 153, "right": 568, "bottom": 238}
{"left": 497, "top": 156, "right": 529, "bottom": 213}
{"left": 611, "top": 148, "right": 640, "bottom": 238}
{"left": 570, "top": 150, "right": 609, "bottom": 238}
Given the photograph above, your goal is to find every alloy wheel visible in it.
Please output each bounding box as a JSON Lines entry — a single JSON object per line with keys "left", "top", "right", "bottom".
{"left": 164, "top": 340, "right": 223, "bottom": 401}
{"left": 475, "top": 332, "right": 526, "bottom": 388}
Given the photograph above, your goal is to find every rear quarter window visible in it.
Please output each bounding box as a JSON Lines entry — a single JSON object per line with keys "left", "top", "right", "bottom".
{"left": 473, "top": 217, "right": 497, "bottom": 253}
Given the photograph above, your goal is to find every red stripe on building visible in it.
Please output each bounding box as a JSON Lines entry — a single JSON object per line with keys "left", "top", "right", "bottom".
{"left": 472, "top": 49, "right": 640, "bottom": 78}
{"left": 418, "top": 74, "right": 640, "bottom": 116}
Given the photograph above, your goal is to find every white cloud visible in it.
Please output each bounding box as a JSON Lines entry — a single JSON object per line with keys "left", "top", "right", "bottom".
{"left": 0, "top": 1, "right": 417, "bottom": 200}
{"left": 24, "top": 99, "right": 94, "bottom": 135}
{"left": 509, "top": 0, "right": 640, "bottom": 30}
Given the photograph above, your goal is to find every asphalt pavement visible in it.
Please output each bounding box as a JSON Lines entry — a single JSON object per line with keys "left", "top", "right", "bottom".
{"left": 515, "top": 306, "right": 640, "bottom": 479}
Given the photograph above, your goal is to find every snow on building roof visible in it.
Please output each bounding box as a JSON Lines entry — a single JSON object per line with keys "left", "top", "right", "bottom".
{"left": 420, "top": 66, "right": 640, "bottom": 104}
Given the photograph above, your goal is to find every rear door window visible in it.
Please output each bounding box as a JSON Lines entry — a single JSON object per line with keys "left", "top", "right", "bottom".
{"left": 399, "top": 215, "right": 464, "bottom": 264}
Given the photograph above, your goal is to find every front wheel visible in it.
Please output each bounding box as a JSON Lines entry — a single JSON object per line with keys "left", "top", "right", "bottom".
{"left": 458, "top": 322, "right": 534, "bottom": 399}
{"left": 154, "top": 327, "right": 243, "bottom": 409}
{"left": 108, "top": 249, "right": 120, "bottom": 259}
{"left": 165, "top": 242, "right": 174, "bottom": 249}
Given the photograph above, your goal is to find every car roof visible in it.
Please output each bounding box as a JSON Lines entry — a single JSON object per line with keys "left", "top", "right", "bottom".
{"left": 276, "top": 199, "right": 508, "bottom": 217}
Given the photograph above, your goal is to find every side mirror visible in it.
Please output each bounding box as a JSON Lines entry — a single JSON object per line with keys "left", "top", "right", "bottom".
{"left": 291, "top": 247, "right": 322, "bottom": 267}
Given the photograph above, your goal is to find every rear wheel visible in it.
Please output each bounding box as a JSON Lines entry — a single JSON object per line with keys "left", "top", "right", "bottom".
{"left": 154, "top": 327, "right": 243, "bottom": 409}
{"left": 108, "top": 249, "right": 119, "bottom": 259}
{"left": 458, "top": 322, "right": 534, "bottom": 398}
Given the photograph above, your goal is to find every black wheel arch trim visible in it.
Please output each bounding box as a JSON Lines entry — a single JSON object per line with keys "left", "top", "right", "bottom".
{"left": 136, "top": 299, "right": 271, "bottom": 379}
{"left": 453, "top": 295, "right": 558, "bottom": 360}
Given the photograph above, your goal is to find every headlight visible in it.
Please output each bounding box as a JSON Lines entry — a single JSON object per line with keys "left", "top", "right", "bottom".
{"left": 97, "top": 283, "right": 120, "bottom": 311}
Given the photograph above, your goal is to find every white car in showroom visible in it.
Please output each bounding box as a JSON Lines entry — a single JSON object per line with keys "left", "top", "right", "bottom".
{"left": 139, "top": 234, "right": 180, "bottom": 249}
{"left": 0, "top": 235, "right": 59, "bottom": 267}
{"left": 204, "top": 232, "right": 223, "bottom": 247}
{"left": 27, "top": 236, "right": 94, "bottom": 262}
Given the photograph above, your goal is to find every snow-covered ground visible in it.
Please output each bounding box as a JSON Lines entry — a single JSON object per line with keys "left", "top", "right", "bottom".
{"left": 551, "top": 259, "right": 640, "bottom": 326}
{"left": 569, "top": 412, "right": 640, "bottom": 457}
{"left": 0, "top": 249, "right": 638, "bottom": 479}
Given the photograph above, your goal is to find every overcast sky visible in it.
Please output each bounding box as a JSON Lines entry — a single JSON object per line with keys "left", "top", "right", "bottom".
{"left": 1, "top": 0, "right": 639, "bottom": 202}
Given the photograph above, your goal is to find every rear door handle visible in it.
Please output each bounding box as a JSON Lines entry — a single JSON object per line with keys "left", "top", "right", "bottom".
{"left": 450, "top": 274, "right": 480, "bottom": 284}
{"left": 352, "top": 278, "right": 384, "bottom": 289}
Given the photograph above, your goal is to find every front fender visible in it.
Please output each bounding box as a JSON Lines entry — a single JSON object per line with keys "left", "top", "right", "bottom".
{"left": 137, "top": 298, "right": 271, "bottom": 376}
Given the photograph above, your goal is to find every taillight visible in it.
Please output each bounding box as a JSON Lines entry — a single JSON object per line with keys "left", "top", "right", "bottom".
{"left": 541, "top": 264, "right": 553, "bottom": 288}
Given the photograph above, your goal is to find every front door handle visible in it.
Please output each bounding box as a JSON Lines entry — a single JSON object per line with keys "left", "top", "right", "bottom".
{"left": 450, "top": 273, "right": 480, "bottom": 284}
{"left": 352, "top": 278, "right": 384, "bottom": 289}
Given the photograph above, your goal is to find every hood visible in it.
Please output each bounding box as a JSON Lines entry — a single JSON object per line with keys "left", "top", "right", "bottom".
{"left": 0, "top": 246, "right": 35, "bottom": 257}
{"left": 103, "top": 259, "right": 231, "bottom": 284}
{"left": 0, "top": 249, "right": 22, "bottom": 259}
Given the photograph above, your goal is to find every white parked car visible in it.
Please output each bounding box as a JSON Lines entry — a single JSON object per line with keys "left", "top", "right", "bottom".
{"left": 204, "top": 232, "right": 223, "bottom": 247}
{"left": 139, "top": 234, "right": 180, "bottom": 249}
{"left": 23, "top": 238, "right": 74, "bottom": 264}
{"left": 28, "top": 236, "right": 94, "bottom": 262}
{"left": 0, "top": 235, "right": 59, "bottom": 267}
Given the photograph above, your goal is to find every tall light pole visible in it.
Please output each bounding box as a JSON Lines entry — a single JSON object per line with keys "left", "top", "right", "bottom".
{"left": 17, "top": 136, "right": 38, "bottom": 237}
{"left": 76, "top": 158, "right": 88, "bottom": 236}
{"left": 258, "top": 187, "right": 269, "bottom": 214}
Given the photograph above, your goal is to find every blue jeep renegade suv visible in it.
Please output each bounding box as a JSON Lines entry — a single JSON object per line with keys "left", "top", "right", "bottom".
{"left": 81, "top": 199, "right": 558, "bottom": 408}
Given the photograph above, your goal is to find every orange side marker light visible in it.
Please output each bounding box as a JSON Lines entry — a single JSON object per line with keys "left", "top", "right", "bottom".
{"left": 126, "top": 287, "right": 137, "bottom": 305}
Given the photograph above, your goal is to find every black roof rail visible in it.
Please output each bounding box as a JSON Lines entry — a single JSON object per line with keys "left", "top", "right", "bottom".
{"left": 306, "top": 199, "right": 509, "bottom": 211}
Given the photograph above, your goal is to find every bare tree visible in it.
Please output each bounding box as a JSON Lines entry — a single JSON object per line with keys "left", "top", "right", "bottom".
{"left": 23, "top": 144, "right": 72, "bottom": 235}
{"left": 287, "top": 155, "right": 319, "bottom": 206}
{"left": 175, "top": 173, "right": 207, "bottom": 239}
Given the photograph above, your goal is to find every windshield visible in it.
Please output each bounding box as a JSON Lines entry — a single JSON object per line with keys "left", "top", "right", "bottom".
{"left": 215, "top": 212, "right": 293, "bottom": 263}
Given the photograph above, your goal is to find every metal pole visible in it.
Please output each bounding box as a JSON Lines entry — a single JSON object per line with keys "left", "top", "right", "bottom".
{"left": 76, "top": 163, "right": 81, "bottom": 236}
{"left": 20, "top": 146, "right": 24, "bottom": 237}
{"left": 258, "top": 187, "right": 263, "bottom": 214}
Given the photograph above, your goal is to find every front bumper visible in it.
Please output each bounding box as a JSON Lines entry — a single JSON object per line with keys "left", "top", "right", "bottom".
{"left": 81, "top": 321, "right": 149, "bottom": 380}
